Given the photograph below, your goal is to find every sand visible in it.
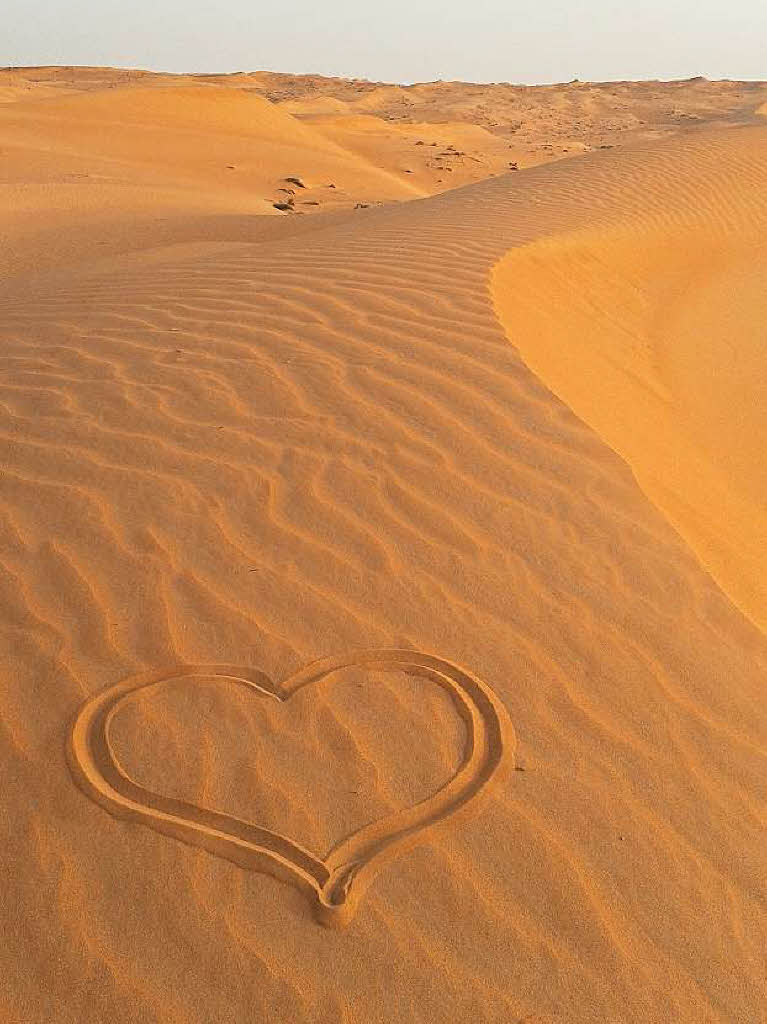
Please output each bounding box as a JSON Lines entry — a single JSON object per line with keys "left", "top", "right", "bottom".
{"left": 1, "top": 68, "right": 766, "bottom": 1023}
{"left": 493, "top": 140, "right": 767, "bottom": 634}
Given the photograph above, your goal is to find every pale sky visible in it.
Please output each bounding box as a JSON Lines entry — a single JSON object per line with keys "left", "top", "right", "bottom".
{"left": 4, "top": 0, "right": 767, "bottom": 85}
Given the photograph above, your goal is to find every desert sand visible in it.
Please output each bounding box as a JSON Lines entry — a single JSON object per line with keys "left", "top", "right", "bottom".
{"left": 1, "top": 67, "right": 766, "bottom": 1023}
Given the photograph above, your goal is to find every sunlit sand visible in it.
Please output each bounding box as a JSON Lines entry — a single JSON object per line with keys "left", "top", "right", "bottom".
{"left": 2, "top": 66, "right": 766, "bottom": 1023}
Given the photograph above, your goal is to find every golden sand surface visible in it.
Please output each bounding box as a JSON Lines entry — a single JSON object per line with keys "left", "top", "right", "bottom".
{"left": 1, "top": 67, "right": 766, "bottom": 1023}
{"left": 492, "top": 129, "right": 767, "bottom": 634}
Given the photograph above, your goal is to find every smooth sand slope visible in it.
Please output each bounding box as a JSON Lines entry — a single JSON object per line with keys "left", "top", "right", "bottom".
{"left": 0, "top": 84, "right": 422, "bottom": 277}
{"left": 493, "top": 162, "right": 767, "bottom": 634}
{"left": 1, "top": 80, "right": 766, "bottom": 1023}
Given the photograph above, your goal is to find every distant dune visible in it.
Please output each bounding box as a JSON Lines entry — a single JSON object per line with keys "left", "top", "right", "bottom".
{"left": 1, "top": 66, "right": 766, "bottom": 1024}
{"left": 0, "top": 83, "right": 421, "bottom": 277}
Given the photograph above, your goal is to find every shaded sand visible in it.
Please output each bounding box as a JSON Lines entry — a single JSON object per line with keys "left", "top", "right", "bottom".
{"left": 492, "top": 129, "right": 767, "bottom": 632}
{"left": 1, "top": 73, "right": 766, "bottom": 1023}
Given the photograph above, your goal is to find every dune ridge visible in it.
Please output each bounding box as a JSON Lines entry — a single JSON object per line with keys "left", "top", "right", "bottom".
{"left": 4, "top": 67, "right": 767, "bottom": 283}
{"left": 492, "top": 127, "right": 767, "bottom": 633}
{"left": 1, "top": 98, "right": 766, "bottom": 1023}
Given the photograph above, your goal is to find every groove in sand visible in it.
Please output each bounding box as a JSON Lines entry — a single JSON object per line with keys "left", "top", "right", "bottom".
{"left": 67, "top": 649, "right": 514, "bottom": 927}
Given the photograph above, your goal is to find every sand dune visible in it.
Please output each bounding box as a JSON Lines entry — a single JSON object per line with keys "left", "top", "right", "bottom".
{"left": 492, "top": 127, "right": 767, "bottom": 633}
{"left": 1, "top": 69, "right": 766, "bottom": 1023}
{"left": 3, "top": 67, "right": 766, "bottom": 281}
{"left": 0, "top": 84, "right": 421, "bottom": 277}
{"left": 301, "top": 114, "right": 521, "bottom": 194}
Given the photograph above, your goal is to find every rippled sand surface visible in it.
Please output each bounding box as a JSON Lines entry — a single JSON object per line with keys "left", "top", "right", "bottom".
{"left": 1, "top": 69, "right": 766, "bottom": 1023}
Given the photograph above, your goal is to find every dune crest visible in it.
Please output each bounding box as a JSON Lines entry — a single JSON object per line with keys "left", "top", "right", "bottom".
{"left": 492, "top": 129, "right": 767, "bottom": 633}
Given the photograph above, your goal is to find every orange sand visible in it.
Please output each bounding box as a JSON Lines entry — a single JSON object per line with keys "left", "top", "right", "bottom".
{"left": 493, "top": 185, "right": 767, "bottom": 633}
{"left": 1, "top": 67, "right": 766, "bottom": 1023}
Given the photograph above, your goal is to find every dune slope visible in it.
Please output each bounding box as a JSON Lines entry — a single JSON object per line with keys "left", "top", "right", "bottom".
{"left": 0, "top": 125, "right": 765, "bottom": 1023}
{"left": 0, "top": 85, "right": 422, "bottom": 277}
{"left": 492, "top": 127, "right": 767, "bottom": 633}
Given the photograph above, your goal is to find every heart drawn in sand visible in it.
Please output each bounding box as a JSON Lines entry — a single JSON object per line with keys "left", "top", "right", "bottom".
{"left": 67, "top": 649, "right": 514, "bottom": 928}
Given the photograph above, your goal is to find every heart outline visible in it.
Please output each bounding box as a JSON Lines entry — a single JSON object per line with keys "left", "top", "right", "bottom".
{"left": 67, "top": 649, "right": 515, "bottom": 928}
